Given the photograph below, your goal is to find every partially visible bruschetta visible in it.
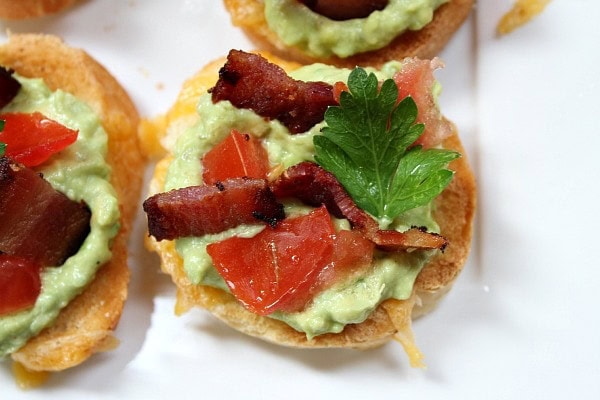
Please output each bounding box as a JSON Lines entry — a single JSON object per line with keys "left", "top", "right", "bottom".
{"left": 223, "top": 0, "right": 475, "bottom": 67}
{"left": 0, "top": 34, "right": 144, "bottom": 377}
{"left": 0, "top": 0, "right": 77, "bottom": 19}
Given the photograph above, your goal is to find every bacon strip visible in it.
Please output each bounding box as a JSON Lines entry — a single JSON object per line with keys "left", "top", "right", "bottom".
{"left": 270, "top": 162, "right": 447, "bottom": 251}
{"left": 0, "top": 66, "right": 21, "bottom": 109}
{"left": 210, "top": 50, "right": 337, "bottom": 134}
{"left": 0, "top": 156, "right": 91, "bottom": 266}
{"left": 299, "top": 0, "right": 388, "bottom": 21}
{"left": 143, "top": 177, "right": 285, "bottom": 241}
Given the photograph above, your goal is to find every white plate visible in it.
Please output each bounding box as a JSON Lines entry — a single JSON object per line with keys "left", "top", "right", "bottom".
{"left": 2, "top": 1, "right": 599, "bottom": 398}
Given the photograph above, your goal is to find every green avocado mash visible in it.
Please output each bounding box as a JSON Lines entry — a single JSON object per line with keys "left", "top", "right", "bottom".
{"left": 0, "top": 75, "right": 120, "bottom": 357}
{"left": 165, "top": 61, "right": 441, "bottom": 339}
{"left": 264, "top": 0, "right": 448, "bottom": 58}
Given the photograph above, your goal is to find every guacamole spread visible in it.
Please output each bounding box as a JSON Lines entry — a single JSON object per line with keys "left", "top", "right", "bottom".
{"left": 264, "top": 0, "right": 448, "bottom": 58}
{"left": 0, "top": 75, "right": 120, "bottom": 356}
{"left": 165, "top": 62, "right": 440, "bottom": 339}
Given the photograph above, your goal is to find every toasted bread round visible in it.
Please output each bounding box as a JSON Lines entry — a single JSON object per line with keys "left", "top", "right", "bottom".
{"left": 0, "top": 33, "right": 144, "bottom": 371}
{"left": 144, "top": 52, "right": 476, "bottom": 354}
{"left": 223, "top": 0, "right": 475, "bottom": 67}
{"left": 0, "top": 0, "right": 76, "bottom": 19}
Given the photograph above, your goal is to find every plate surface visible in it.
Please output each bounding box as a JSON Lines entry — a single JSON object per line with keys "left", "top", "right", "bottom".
{"left": 1, "top": 1, "right": 599, "bottom": 398}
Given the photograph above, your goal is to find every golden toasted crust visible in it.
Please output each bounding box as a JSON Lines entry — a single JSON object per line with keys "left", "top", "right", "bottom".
{"left": 223, "top": 0, "right": 475, "bottom": 68}
{"left": 0, "top": 0, "right": 76, "bottom": 19}
{"left": 0, "top": 33, "right": 144, "bottom": 371}
{"left": 144, "top": 52, "right": 476, "bottom": 350}
{"left": 413, "top": 128, "right": 476, "bottom": 317}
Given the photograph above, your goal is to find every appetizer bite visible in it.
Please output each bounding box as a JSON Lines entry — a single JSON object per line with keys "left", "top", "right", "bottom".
{"left": 0, "top": 34, "right": 143, "bottom": 385}
{"left": 223, "top": 0, "right": 475, "bottom": 67}
{"left": 142, "top": 50, "right": 475, "bottom": 366}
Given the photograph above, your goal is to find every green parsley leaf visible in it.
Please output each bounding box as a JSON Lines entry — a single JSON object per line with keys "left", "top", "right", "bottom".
{"left": 0, "top": 120, "right": 6, "bottom": 156}
{"left": 314, "top": 67, "right": 459, "bottom": 222}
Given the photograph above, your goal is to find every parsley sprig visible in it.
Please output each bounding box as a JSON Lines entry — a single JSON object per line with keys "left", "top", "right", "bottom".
{"left": 0, "top": 120, "right": 5, "bottom": 156}
{"left": 314, "top": 67, "right": 459, "bottom": 223}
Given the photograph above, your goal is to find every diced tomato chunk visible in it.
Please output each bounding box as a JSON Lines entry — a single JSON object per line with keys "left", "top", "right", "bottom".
{"left": 207, "top": 206, "right": 336, "bottom": 315}
{"left": 0, "top": 254, "right": 42, "bottom": 316}
{"left": 0, "top": 112, "right": 78, "bottom": 167}
{"left": 332, "top": 81, "right": 348, "bottom": 104}
{"left": 331, "top": 230, "right": 374, "bottom": 276}
{"left": 307, "top": 229, "right": 375, "bottom": 307}
{"left": 207, "top": 206, "right": 376, "bottom": 315}
{"left": 392, "top": 58, "right": 452, "bottom": 148}
{"left": 202, "top": 129, "right": 270, "bottom": 185}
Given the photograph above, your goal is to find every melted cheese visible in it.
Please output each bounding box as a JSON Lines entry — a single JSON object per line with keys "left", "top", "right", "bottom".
{"left": 11, "top": 361, "right": 49, "bottom": 389}
{"left": 382, "top": 295, "right": 426, "bottom": 368}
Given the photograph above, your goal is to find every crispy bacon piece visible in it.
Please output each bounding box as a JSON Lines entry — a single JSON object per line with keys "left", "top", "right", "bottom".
{"left": 144, "top": 177, "right": 285, "bottom": 241}
{"left": 270, "top": 162, "right": 447, "bottom": 251}
{"left": 0, "top": 66, "right": 21, "bottom": 109}
{"left": 299, "top": 0, "right": 388, "bottom": 21}
{"left": 210, "top": 50, "right": 337, "bottom": 134}
{"left": 0, "top": 156, "right": 91, "bottom": 266}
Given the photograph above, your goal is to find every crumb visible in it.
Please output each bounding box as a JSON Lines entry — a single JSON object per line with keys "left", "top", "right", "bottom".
{"left": 497, "top": 0, "right": 551, "bottom": 35}
{"left": 138, "top": 66, "right": 150, "bottom": 79}
{"left": 103, "top": 23, "right": 116, "bottom": 33}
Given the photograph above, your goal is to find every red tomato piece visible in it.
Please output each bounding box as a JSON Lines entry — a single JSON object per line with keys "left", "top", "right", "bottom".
{"left": 331, "top": 229, "right": 374, "bottom": 276}
{"left": 0, "top": 112, "right": 78, "bottom": 167}
{"left": 392, "top": 58, "right": 451, "bottom": 148}
{"left": 332, "top": 81, "right": 348, "bottom": 103}
{"left": 0, "top": 254, "right": 42, "bottom": 316}
{"left": 202, "top": 129, "right": 270, "bottom": 185}
{"left": 314, "top": 230, "right": 375, "bottom": 298}
{"left": 207, "top": 206, "right": 336, "bottom": 315}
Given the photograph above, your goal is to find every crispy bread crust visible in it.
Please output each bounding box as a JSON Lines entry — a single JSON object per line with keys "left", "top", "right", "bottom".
{"left": 0, "top": 0, "right": 76, "bottom": 19}
{"left": 145, "top": 53, "right": 476, "bottom": 349}
{"left": 0, "top": 34, "right": 144, "bottom": 371}
{"left": 223, "top": 0, "right": 475, "bottom": 67}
